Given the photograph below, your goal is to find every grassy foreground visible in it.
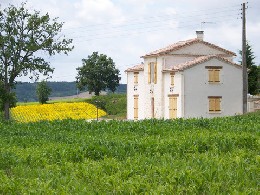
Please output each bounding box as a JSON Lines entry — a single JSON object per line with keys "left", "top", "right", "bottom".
{"left": 0, "top": 113, "right": 259, "bottom": 194}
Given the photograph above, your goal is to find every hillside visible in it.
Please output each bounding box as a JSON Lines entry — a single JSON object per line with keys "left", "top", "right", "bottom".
{"left": 13, "top": 82, "right": 126, "bottom": 102}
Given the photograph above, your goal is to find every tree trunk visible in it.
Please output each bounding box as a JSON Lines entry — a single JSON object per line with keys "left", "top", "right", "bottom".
{"left": 4, "top": 84, "right": 11, "bottom": 120}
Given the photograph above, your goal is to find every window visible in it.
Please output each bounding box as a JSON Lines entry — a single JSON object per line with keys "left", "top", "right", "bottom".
{"left": 148, "top": 62, "right": 157, "bottom": 84}
{"left": 208, "top": 96, "right": 222, "bottom": 113}
{"left": 134, "top": 72, "right": 138, "bottom": 84}
{"left": 170, "top": 73, "right": 175, "bottom": 86}
{"left": 206, "top": 66, "right": 222, "bottom": 83}
{"left": 134, "top": 95, "right": 138, "bottom": 119}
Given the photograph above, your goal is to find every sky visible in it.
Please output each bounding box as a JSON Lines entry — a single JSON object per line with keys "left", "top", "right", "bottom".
{"left": 1, "top": 0, "right": 260, "bottom": 84}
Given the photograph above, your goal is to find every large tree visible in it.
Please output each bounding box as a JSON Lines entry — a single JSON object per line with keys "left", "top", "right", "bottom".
{"left": 76, "top": 52, "right": 120, "bottom": 96}
{"left": 239, "top": 42, "right": 260, "bottom": 95}
{"left": 36, "top": 80, "right": 52, "bottom": 104}
{"left": 0, "top": 2, "right": 73, "bottom": 120}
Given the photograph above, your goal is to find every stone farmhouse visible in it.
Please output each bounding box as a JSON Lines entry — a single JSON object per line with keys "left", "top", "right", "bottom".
{"left": 125, "top": 31, "right": 243, "bottom": 120}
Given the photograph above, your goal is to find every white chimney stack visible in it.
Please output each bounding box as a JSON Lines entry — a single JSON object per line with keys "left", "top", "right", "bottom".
{"left": 196, "top": 31, "right": 204, "bottom": 40}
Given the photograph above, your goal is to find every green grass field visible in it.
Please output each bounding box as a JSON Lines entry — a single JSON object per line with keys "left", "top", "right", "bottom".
{"left": 0, "top": 112, "right": 259, "bottom": 194}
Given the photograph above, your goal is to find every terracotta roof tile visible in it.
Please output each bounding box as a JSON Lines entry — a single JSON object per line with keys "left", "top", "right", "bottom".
{"left": 164, "top": 55, "right": 241, "bottom": 71}
{"left": 125, "top": 63, "right": 144, "bottom": 72}
{"left": 142, "top": 38, "right": 236, "bottom": 57}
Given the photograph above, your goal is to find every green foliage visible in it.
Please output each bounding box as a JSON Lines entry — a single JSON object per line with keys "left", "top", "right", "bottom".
{"left": 0, "top": 113, "right": 259, "bottom": 193}
{"left": 36, "top": 81, "right": 52, "bottom": 104}
{"left": 86, "top": 93, "right": 126, "bottom": 117}
{"left": 0, "top": 2, "right": 73, "bottom": 119}
{"left": 76, "top": 52, "right": 120, "bottom": 96}
{"left": 239, "top": 42, "right": 260, "bottom": 95}
{"left": 0, "top": 82, "right": 17, "bottom": 111}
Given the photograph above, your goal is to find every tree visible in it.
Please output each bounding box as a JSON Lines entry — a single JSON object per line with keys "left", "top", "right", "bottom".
{"left": 76, "top": 52, "right": 120, "bottom": 96}
{"left": 239, "top": 42, "right": 260, "bottom": 95}
{"left": 36, "top": 80, "right": 52, "bottom": 104}
{"left": 0, "top": 2, "right": 73, "bottom": 120}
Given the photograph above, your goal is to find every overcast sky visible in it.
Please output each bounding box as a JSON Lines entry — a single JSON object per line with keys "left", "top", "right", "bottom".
{"left": 1, "top": 0, "right": 260, "bottom": 84}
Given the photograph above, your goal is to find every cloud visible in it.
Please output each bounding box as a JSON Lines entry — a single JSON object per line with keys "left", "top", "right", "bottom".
{"left": 74, "top": 0, "right": 124, "bottom": 24}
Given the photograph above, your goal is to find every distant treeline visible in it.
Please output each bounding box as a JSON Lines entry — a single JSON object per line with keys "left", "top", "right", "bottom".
{"left": 13, "top": 82, "right": 126, "bottom": 102}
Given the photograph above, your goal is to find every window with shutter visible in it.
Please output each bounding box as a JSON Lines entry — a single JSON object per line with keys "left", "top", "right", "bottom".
{"left": 170, "top": 73, "right": 175, "bottom": 86}
{"left": 148, "top": 63, "right": 151, "bottom": 84}
{"left": 154, "top": 62, "right": 157, "bottom": 84}
{"left": 134, "top": 95, "right": 138, "bottom": 119}
{"left": 148, "top": 62, "right": 157, "bottom": 84}
{"left": 208, "top": 96, "right": 222, "bottom": 113}
{"left": 206, "top": 66, "right": 222, "bottom": 83}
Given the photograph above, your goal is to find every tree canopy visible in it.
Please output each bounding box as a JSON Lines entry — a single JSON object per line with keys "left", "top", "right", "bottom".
{"left": 76, "top": 52, "right": 120, "bottom": 96}
{"left": 239, "top": 42, "right": 260, "bottom": 95}
{"left": 0, "top": 2, "right": 73, "bottom": 120}
{"left": 36, "top": 80, "right": 52, "bottom": 104}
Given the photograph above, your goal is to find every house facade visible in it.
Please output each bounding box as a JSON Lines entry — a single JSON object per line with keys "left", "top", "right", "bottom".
{"left": 126, "top": 31, "right": 243, "bottom": 120}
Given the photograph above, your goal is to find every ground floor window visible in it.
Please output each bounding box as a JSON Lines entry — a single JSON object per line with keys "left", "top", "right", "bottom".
{"left": 208, "top": 96, "right": 222, "bottom": 113}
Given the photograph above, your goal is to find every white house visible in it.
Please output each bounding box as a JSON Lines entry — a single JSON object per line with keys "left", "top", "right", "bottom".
{"left": 125, "top": 31, "right": 243, "bottom": 120}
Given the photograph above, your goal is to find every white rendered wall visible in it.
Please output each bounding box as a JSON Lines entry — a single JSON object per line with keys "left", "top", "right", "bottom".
{"left": 183, "top": 58, "right": 243, "bottom": 118}
{"left": 172, "top": 43, "right": 228, "bottom": 56}
{"left": 126, "top": 71, "right": 145, "bottom": 120}
{"left": 163, "top": 72, "right": 183, "bottom": 119}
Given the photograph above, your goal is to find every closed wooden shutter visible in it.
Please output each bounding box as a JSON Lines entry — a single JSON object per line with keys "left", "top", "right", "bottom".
{"left": 148, "top": 63, "right": 151, "bottom": 84}
{"left": 208, "top": 97, "right": 221, "bottom": 112}
{"left": 214, "top": 69, "right": 220, "bottom": 82}
{"left": 171, "top": 74, "right": 174, "bottom": 86}
{"left": 209, "top": 98, "right": 215, "bottom": 112}
{"left": 208, "top": 70, "right": 214, "bottom": 82}
{"left": 169, "top": 97, "right": 177, "bottom": 119}
{"left": 215, "top": 98, "right": 221, "bottom": 111}
{"left": 134, "top": 96, "right": 138, "bottom": 119}
{"left": 154, "top": 62, "right": 157, "bottom": 84}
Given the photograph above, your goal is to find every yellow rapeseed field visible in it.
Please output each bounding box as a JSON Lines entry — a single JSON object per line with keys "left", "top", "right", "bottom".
{"left": 11, "top": 102, "right": 106, "bottom": 123}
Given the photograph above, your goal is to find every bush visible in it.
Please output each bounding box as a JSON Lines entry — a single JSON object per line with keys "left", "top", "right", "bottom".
{"left": 85, "top": 93, "right": 126, "bottom": 117}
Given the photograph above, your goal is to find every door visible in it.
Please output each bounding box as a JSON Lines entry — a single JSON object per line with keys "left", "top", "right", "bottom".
{"left": 151, "top": 97, "right": 154, "bottom": 118}
{"left": 134, "top": 96, "right": 138, "bottom": 119}
{"left": 169, "top": 96, "right": 177, "bottom": 119}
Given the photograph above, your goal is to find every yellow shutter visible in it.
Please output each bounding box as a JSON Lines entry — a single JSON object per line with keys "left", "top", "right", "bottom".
{"left": 148, "top": 63, "right": 151, "bottom": 84}
{"left": 209, "top": 97, "right": 221, "bottom": 112}
{"left": 214, "top": 70, "right": 220, "bottom": 82}
{"left": 169, "top": 97, "right": 177, "bottom": 119}
{"left": 208, "top": 70, "right": 214, "bottom": 82}
{"left": 215, "top": 98, "right": 221, "bottom": 111}
{"left": 171, "top": 74, "right": 174, "bottom": 86}
{"left": 209, "top": 98, "right": 215, "bottom": 112}
{"left": 134, "top": 96, "right": 138, "bottom": 119}
{"left": 154, "top": 62, "right": 157, "bottom": 84}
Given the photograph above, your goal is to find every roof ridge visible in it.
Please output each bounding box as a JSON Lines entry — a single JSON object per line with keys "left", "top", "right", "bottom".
{"left": 142, "top": 38, "right": 236, "bottom": 57}
{"left": 168, "top": 55, "right": 241, "bottom": 71}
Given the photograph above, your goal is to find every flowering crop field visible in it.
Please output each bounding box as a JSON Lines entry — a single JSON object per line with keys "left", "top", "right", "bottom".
{"left": 11, "top": 102, "right": 106, "bottom": 122}
{"left": 0, "top": 112, "right": 259, "bottom": 194}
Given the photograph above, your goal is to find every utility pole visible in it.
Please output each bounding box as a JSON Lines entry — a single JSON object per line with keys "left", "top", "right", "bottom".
{"left": 242, "top": 2, "right": 247, "bottom": 114}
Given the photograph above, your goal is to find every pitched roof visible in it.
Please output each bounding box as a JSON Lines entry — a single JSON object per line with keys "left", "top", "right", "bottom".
{"left": 125, "top": 63, "right": 144, "bottom": 72}
{"left": 142, "top": 38, "right": 236, "bottom": 57}
{"left": 164, "top": 55, "right": 242, "bottom": 71}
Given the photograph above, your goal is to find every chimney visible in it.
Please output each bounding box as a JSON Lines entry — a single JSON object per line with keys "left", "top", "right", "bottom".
{"left": 196, "top": 31, "right": 204, "bottom": 40}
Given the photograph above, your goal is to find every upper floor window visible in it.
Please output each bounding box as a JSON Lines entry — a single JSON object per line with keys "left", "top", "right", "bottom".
{"left": 148, "top": 62, "right": 157, "bottom": 84}
{"left": 206, "top": 66, "right": 222, "bottom": 83}
{"left": 170, "top": 73, "right": 175, "bottom": 86}
{"left": 134, "top": 72, "right": 138, "bottom": 84}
